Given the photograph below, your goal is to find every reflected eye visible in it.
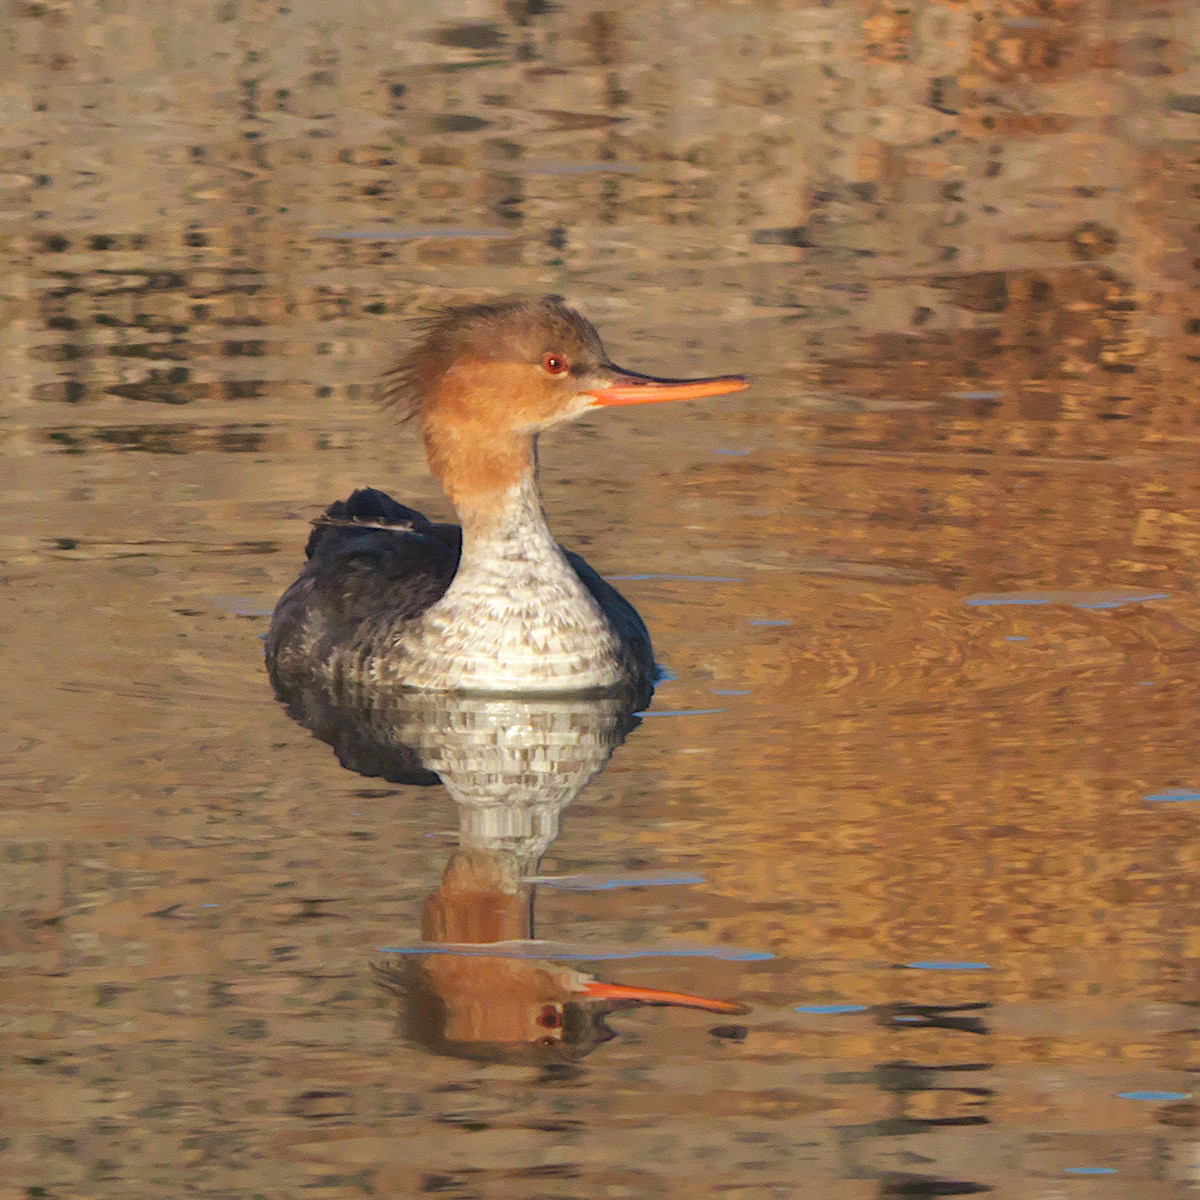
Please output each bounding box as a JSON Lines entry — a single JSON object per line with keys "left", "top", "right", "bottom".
{"left": 542, "top": 353, "right": 569, "bottom": 375}
{"left": 537, "top": 1005, "right": 563, "bottom": 1029}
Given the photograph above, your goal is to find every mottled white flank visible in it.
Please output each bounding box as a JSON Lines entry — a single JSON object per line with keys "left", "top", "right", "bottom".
{"left": 368, "top": 478, "right": 630, "bottom": 693}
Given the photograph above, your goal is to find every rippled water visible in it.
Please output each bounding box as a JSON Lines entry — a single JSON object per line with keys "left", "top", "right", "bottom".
{"left": 3, "top": 1, "right": 1200, "bottom": 1196}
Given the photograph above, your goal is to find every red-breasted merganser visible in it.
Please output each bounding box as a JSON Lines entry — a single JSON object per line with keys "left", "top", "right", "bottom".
{"left": 266, "top": 295, "right": 748, "bottom": 697}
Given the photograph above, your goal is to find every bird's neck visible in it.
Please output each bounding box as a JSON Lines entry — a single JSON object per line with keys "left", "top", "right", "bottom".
{"left": 415, "top": 423, "right": 624, "bottom": 693}
{"left": 428, "top": 428, "right": 567, "bottom": 583}
{"left": 446, "top": 465, "right": 593, "bottom": 614}
{"left": 458, "top": 471, "right": 557, "bottom": 567}
{"left": 424, "top": 419, "right": 537, "bottom": 523}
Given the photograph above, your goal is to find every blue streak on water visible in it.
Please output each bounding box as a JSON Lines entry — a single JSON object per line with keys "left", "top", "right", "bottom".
{"left": 378, "top": 940, "right": 773, "bottom": 962}
{"left": 712, "top": 689, "right": 751, "bottom": 696}
{"left": 1077, "top": 597, "right": 1169, "bottom": 609}
{"left": 714, "top": 448, "right": 751, "bottom": 456}
{"left": 953, "top": 390, "right": 1006, "bottom": 400}
{"left": 636, "top": 708, "right": 726, "bottom": 718}
{"left": 1144, "top": 790, "right": 1200, "bottom": 803}
{"left": 749, "top": 619, "right": 792, "bottom": 627}
{"left": 527, "top": 870, "right": 706, "bottom": 891}
{"left": 965, "top": 589, "right": 1169, "bottom": 608}
{"left": 1004, "top": 636, "right": 1028, "bottom": 642}
{"left": 905, "top": 960, "right": 992, "bottom": 971}
{"left": 1116, "top": 1090, "right": 1190, "bottom": 1101}
{"left": 794, "top": 1003, "right": 868, "bottom": 1014}
{"left": 1064, "top": 1167, "right": 1117, "bottom": 1176}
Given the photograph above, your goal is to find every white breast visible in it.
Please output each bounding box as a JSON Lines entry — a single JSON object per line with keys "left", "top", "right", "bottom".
{"left": 375, "top": 480, "right": 630, "bottom": 693}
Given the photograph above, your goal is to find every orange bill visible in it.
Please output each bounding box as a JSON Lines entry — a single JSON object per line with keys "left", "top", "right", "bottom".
{"left": 587, "top": 367, "right": 749, "bottom": 407}
{"left": 581, "top": 979, "right": 749, "bottom": 1014}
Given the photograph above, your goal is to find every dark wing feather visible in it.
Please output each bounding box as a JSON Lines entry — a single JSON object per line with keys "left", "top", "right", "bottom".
{"left": 303, "top": 486, "right": 454, "bottom": 560}
{"left": 267, "top": 488, "right": 461, "bottom": 685}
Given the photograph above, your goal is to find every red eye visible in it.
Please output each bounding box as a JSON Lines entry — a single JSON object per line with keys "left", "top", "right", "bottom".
{"left": 542, "top": 353, "right": 568, "bottom": 375}
{"left": 537, "top": 1006, "right": 563, "bottom": 1029}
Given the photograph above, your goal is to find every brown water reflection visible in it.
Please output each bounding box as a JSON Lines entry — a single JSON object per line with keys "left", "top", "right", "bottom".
{"left": 274, "top": 687, "right": 748, "bottom": 1064}
{"left": 3, "top": 0, "right": 1200, "bottom": 1195}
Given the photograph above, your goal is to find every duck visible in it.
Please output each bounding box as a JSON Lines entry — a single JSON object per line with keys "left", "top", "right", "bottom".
{"left": 266, "top": 294, "right": 748, "bottom": 698}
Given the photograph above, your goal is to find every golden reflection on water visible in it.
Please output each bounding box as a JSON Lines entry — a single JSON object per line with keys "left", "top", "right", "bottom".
{"left": 2, "top": 0, "right": 1200, "bottom": 1195}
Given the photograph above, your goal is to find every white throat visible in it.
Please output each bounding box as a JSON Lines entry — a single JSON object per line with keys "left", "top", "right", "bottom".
{"left": 404, "top": 475, "right": 625, "bottom": 692}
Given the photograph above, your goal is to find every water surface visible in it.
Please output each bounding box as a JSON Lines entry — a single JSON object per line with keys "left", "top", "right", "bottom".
{"left": 3, "top": 1, "right": 1199, "bottom": 1196}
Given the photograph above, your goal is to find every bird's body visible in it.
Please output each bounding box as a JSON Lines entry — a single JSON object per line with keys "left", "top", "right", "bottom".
{"left": 266, "top": 295, "right": 747, "bottom": 698}
{"left": 267, "top": 481, "right": 652, "bottom": 697}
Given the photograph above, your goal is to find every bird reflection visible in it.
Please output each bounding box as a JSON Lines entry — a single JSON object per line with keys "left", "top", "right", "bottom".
{"left": 273, "top": 678, "right": 748, "bottom": 1063}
